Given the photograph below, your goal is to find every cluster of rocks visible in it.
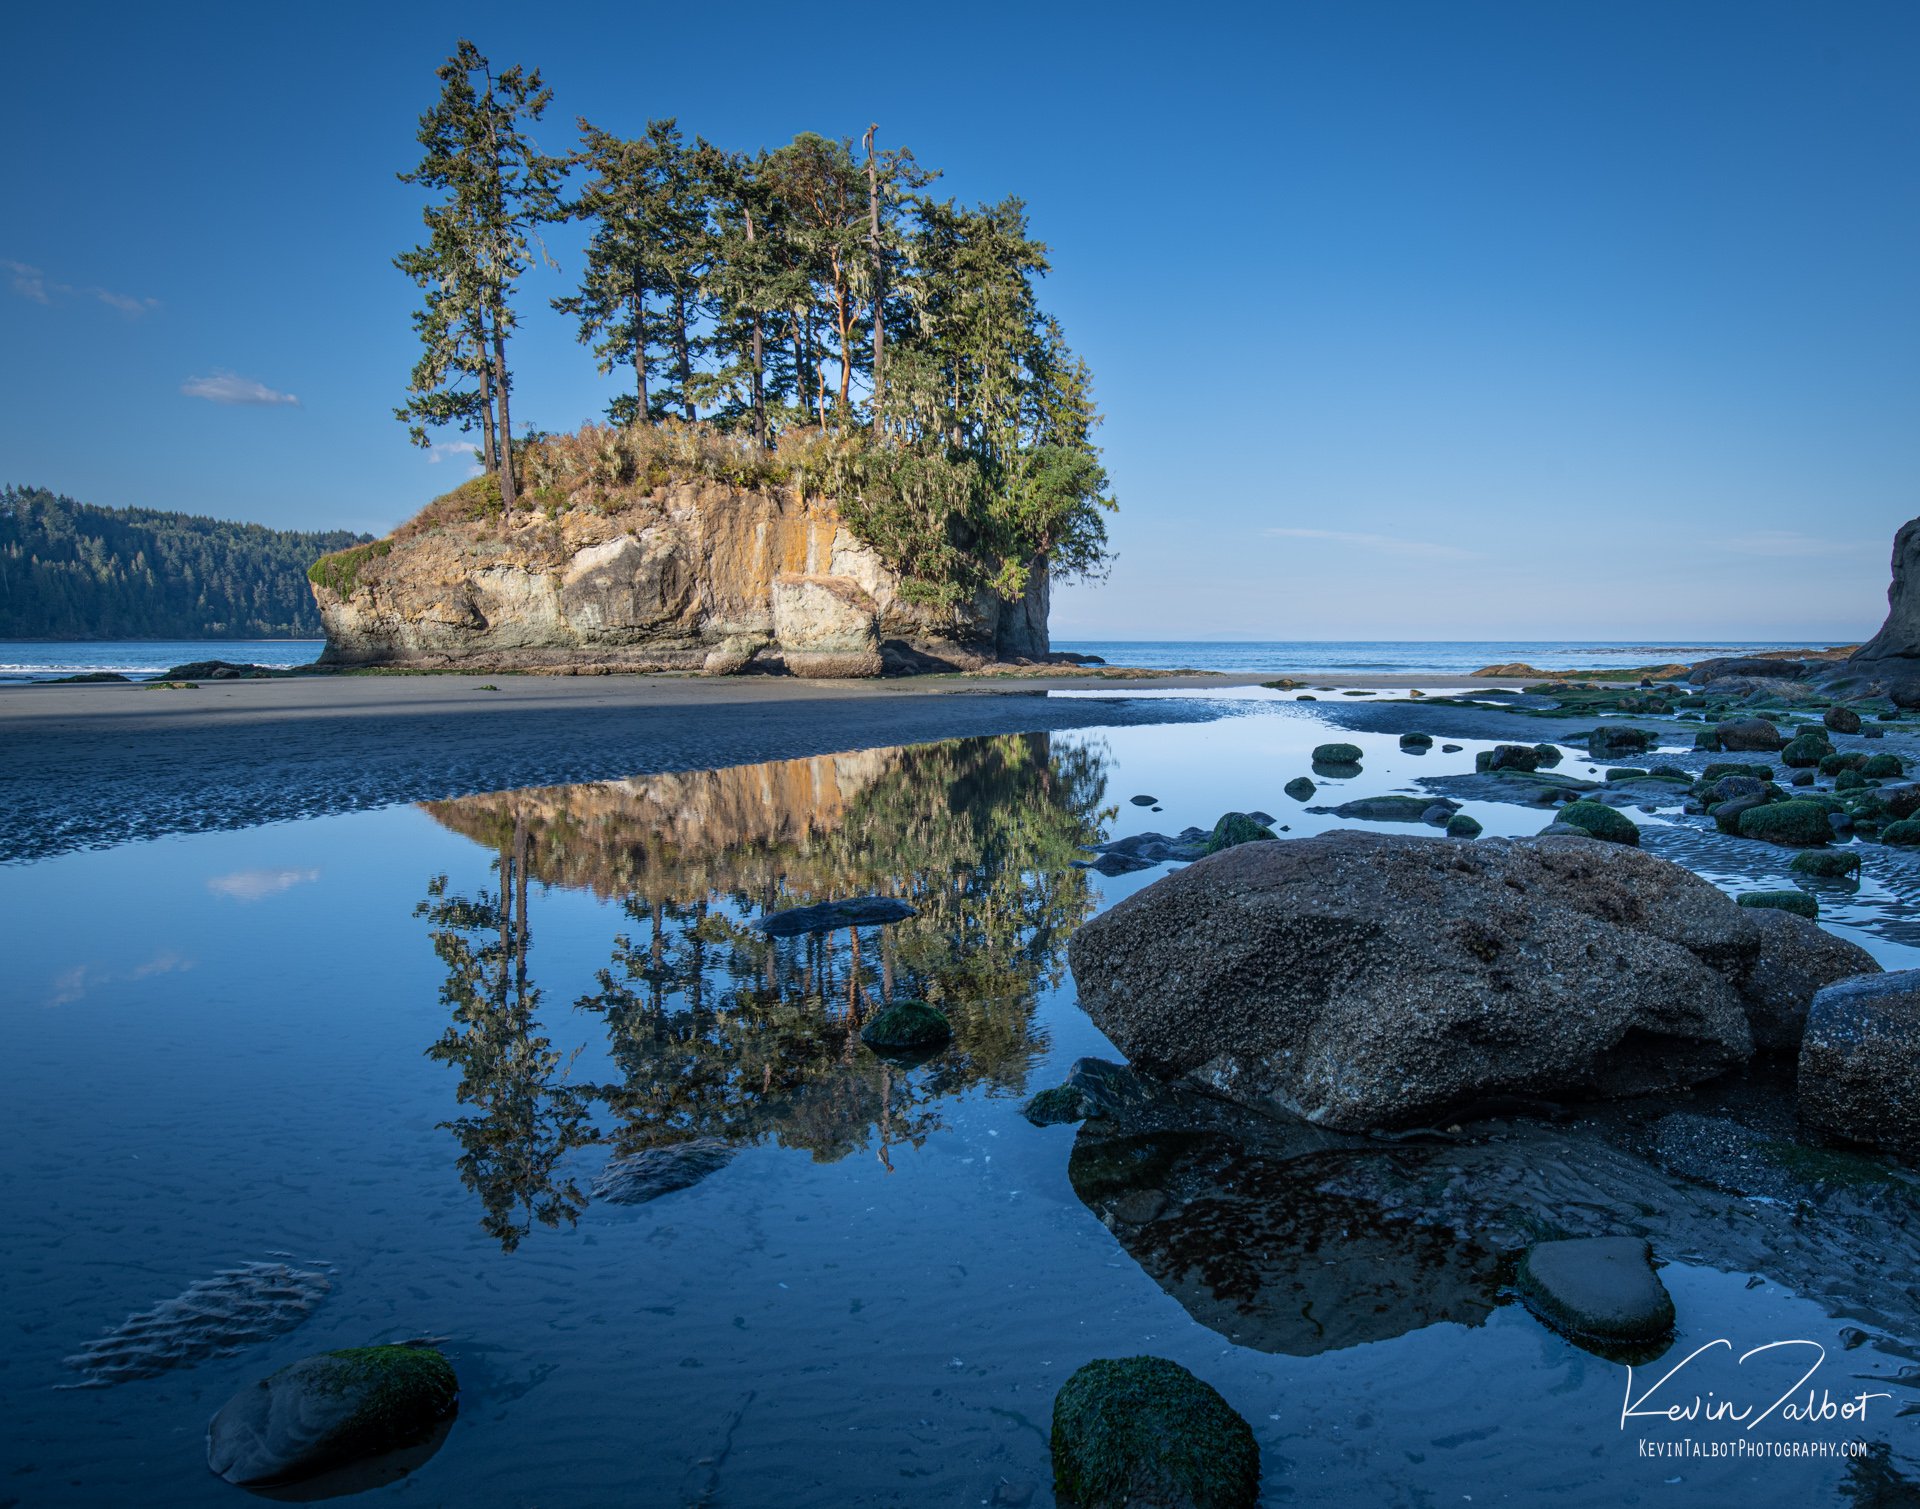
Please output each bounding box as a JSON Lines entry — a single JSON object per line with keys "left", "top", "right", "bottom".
{"left": 1067, "top": 830, "right": 1906, "bottom": 1156}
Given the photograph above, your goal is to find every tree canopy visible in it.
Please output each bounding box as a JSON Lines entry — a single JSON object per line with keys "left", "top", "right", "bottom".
{"left": 396, "top": 40, "right": 1115, "bottom": 609}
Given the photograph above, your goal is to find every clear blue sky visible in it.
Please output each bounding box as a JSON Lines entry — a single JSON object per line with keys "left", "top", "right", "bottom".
{"left": 5, "top": 1, "right": 1915, "bottom": 640}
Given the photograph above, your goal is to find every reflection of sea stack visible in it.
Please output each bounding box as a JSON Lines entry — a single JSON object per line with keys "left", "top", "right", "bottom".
{"left": 1849, "top": 515, "right": 1920, "bottom": 667}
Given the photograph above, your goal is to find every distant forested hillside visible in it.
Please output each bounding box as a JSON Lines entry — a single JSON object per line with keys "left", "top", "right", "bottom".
{"left": 0, "top": 485, "right": 370, "bottom": 639}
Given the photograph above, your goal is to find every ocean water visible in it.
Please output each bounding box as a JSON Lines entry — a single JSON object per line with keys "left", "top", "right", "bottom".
{"left": 0, "top": 639, "right": 324, "bottom": 681}
{"left": 1052, "top": 639, "right": 1846, "bottom": 675}
{"left": 0, "top": 638, "right": 1849, "bottom": 682}
{"left": 3, "top": 699, "right": 1915, "bottom": 1505}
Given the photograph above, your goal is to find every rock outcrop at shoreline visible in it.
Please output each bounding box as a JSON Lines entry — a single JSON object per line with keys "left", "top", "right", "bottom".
{"left": 310, "top": 476, "right": 1048, "bottom": 676}
{"left": 1849, "top": 514, "right": 1920, "bottom": 667}
{"left": 1067, "top": 831, "right": 1876, "bottom": 1131}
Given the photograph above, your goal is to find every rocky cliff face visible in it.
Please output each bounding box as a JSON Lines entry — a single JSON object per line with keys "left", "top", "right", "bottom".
{"left": 312, "top": 480, "right": 1048, "bottom": 675}
{"left": 1849, "top": 514, "right": 1920, "bottom": 665}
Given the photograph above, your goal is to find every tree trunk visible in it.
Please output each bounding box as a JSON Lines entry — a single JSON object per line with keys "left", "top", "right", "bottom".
{"left": 864, "top": 125, "right": 884, "bottom": 435}
{"left": 476, "top": 340, "right": 497, "bottom": 472}
{"left": 675, "top": 287, "right": 694, "bottom": 421}
{"left": 492, "top": 319, "right": 517, "bottom": 510}
{"left": 832, "top": 256, "right": 853, "bottom": 417}
{"left": 631, "top": 281, "right": 649, "bottom": 423}
{"left": 745, "top": 210, "right": 766, "bottom": 449}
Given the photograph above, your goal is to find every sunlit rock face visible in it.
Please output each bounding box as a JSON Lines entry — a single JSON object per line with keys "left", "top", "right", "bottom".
{"left": 313, "top": 480, "right": 1048, "bottom": 674}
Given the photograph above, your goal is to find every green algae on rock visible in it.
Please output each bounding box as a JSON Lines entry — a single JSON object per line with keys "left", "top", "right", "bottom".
{"left": 1310, "top": 742, "right": 1362, "bottom": 765}
{"left": 205, "top": 1344, "right": 457, "bottom": 1487}
{"left": 1737, "top": 889, "right": 1818, "bottom": 919}
{"left": 1051, "top": 1355, "right": 1259, "bottom": 1509}
{"left": 1552, "top": 801, "right": 1640, "bottom": 846}
{"left": 1790, "top": 850, "right": 1863, "bottom": 879}
{"left": 1205, "top": 812, "right": 1277, "bottom": 853}
{"left": 1737, "top": 799, "right": 1834, "bottom": 848}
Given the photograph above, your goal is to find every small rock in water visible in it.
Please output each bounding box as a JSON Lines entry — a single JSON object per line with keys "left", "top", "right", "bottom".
{"left": 1130, "top": 794, "right": 1158, "bottom": 806}
{"left": 860, "top": 999, "right": 952, "bottom": 1053}
{"left": 1441, "top": 743, "right": 1463, "bottom": 753}
{"left": 1789, "top": 850, "right": 1862, "bottom": 880}
{"left": 1311, "top": 742, "right": 1363, "bottom": 765}
{"left": 1399, "top": 732, "right": 1433, "bottom": 749}
{"left": 1205, "top": 812, "right": 1276, "bottom": 852}
{"left": 64, "top": 1262, "right": 331, "bottom": 1386}
{"left": 1283, "top": 776, "right": 1315, "bottom": 802}
{"left": 1309, "top": 795, "right": 1457, "bottom": 824}
{"left": 1737, "top": 889, "right": 1818, "bottom": 919}
{"left": 1516, "top": 1237, "right": 1675, "bottom": 1349}
{"left": 206, "top": 1344, "right": 457, "bottom": 1487}
{"left": 1551, "top": 801, "right": 1640, "bottom": 846}
{"left": 1825, "top": 705, "right": 1863, "bottom": 734}
{"left": 758, "top": 896, "right": 916, "bottom": 936}
{"left": 1050, "top": 1355, "right": 1259, "bottom": 1509}
{"left": 1477, "top": 744, "right": 1542, "bottom": 773}
{"left": 1446, "top": 813, "right": 1482, "bottom": 838}
{"left": 592, "top": 1138, "right": 736, "bottom": 1206}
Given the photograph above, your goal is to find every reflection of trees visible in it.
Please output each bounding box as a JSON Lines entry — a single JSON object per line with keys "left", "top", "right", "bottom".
{"left": 415, "top": 812, "right": 596, "bottom": 1252}
{"left": 420, "top": 733, "right": 1111, "bottom": 1239}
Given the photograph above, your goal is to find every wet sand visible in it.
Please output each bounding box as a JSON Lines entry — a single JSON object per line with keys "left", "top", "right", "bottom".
{"left": 0, "top": 669, "right": 1530, "bottom": 863}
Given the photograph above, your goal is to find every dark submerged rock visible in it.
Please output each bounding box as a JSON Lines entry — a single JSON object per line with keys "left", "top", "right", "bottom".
{"left": 1515, "top": 1237, "right": 1674, "bottom": 1349}
{"left": 1282, "top": 776, "right": 1315, "bottom": 802}
{"left": 591, "top": 1138, "right": 736, "bottom": 1205}
{"left": 1399, "top": 731, "right": 1433, "bottom": 749}
{"left": 1312, "top": 795, "right": 1457, "bottom": 823}
{"left": 758, "top": 895, "right": 916, "bottom": 936}
{"left": 1310, "top": 742, "right": 1363, "bottom": 764}
{"left": 1799, "top": 973, "right": 1920, "bottom": 1159}
{"left": 1129, "top": 794, "right": 1158, "bottom": 806}
{"left": 205, "top": 1345, "right": 458, "bottom": 1487}
{"left": 1050, "top": 1356, "right": 1259, "bottom": 1509}
{"left": 860, "top": 998, "right": 952, "bottom": 1053}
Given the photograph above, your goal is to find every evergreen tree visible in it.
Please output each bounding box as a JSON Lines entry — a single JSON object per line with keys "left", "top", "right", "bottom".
{"left": 398, "top": 40, "right": 567, "bottom": 508}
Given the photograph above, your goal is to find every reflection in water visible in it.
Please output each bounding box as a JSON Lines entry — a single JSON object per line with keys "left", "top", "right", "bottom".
{"left": 419, "top": 734, "right": 1111, "bottom": 1244}
{"left": 416, "top": 815, "right": 597, "bottom": 1252}
{"left": 1068, "top": 1126, "right": 1501, "bottom": 1356}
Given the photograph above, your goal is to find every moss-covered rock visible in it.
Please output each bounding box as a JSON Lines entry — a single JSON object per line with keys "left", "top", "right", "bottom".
{"left": 1702, "top": 762, "right": 1774, "bottom": 784}
{"left": 859, "top": 999, "right": 952, "bottom": 1053}
{"left": 1282, "top": 776, "right": 1315, "bottom": 802}
{"left": 1713, "top": 795, "right": 1769, "bottom": 835}
{"left": 1051, "top": 1356, "right": 1260, "bottom": 1509}
{"left": 1310, "top": 742, "right": 1363, "bottom": 765}
{"left": 1819, "top": 751, "right": 1867, "bottom": 776}
{"left": 1862, "top": 753, "right": 1906, "bottom": 779}
{"left": 1446, "top": 813, "right": 1483, "bottom": 839}
{"left": 1737, "top": 889, "right": 1818, "bottom": 919}
{"left": 1835, "top": 770, "right": 1870, "bottom": 792}
{"left": 1737, "top": 799, "right": 1834, "bottom": 848}
{"left": 1880, "top": 818, "right": 1920, "bottom": 847}
{"left": 1780, "top": 732, "right": 1833, "bottom": 769}
{"left": 1553, "top": 801, "right": 1640, "bottom": 845}
{"left": 1477, "top": 744, "right": 1542, "bottom": 773}
{"left": 1399, "top": 732, "right": 1433, "bottom": 749}
{"left": 1205, "top": 812, "right": 1278, "bottom": 853}
{"left": 206, "top": 1344, "right": 458, "bottom": 1486}
{"left": 1790, "top": 849, "right": 1862, "bottom": 879}
{"left": 1604, "top": 767, "right": 1648, "bottom": 782}
{"left": 1533, "top": 743, "right": 1563, "bottom": 766}
{"left": 1587, "top": 726, "right": 1655, "bottom": 759}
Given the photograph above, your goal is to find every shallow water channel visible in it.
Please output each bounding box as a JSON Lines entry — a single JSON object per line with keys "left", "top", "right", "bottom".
{"left": 4, "top": 695, "right": 1916, "bottom": 1505}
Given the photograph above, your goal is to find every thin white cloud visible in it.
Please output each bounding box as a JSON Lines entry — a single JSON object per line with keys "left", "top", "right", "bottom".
{"left": 182, "top": 371, "right": 301, "bottom": 407}
{"left": 207, "top": 867, "right": 321, "bottom": 902}
{"left": 46, "top": 952, "right": 193, "bottom": 1007}
{"left": 1265, "top": 526, "right": 1478, "bottom": 560}
{"left": 5, "top": 258, "right": 157, "bottom": 314}
{"left": 427, "top": 441, "right": 480, "bottom": 467}
{"left": 1719, "top": 531, "right": 1879, "bottom": 559}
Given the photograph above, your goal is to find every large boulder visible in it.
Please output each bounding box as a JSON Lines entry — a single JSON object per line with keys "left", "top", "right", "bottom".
{"left": 1067, "top": 833, "right": 1869, "bottom": 1131}
{"left": 1798, "top": 973, "right": 1920, "bottom": 1159}
{"left": 1715, "top": 718, "right": 1789, "bottom": 752}
{"left": 770, "top": 573, "right": 883, "bottom": 677}
{"left": 206, "top": 1345, "right": 458, "bottom": 1486}
{"left": 1848, "top": 515, "right": 1920, "bottom": 665}
{"left": 1741, "top": 907, "right": 1878, "bottom": 1051}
